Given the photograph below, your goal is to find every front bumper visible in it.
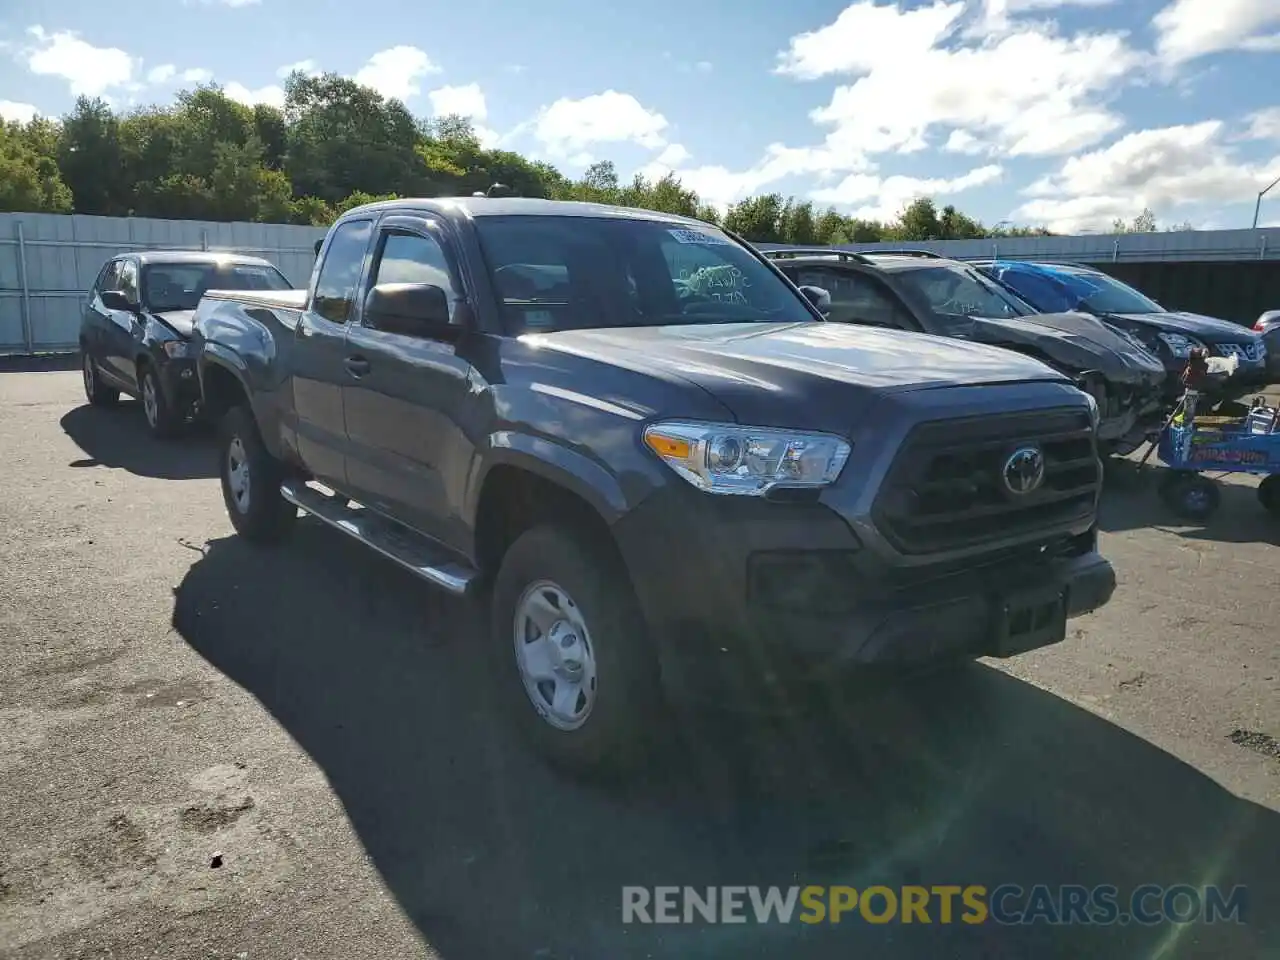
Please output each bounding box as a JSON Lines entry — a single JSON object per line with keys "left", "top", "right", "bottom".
{"left": 612, "top": 485, "right": 1115, "bottom": 705}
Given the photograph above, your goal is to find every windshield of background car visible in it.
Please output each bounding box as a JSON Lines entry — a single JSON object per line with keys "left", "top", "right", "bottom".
{"left": 473, "top": 215, "right": 816, "bottom": 334}
{"left": 142, "top": 262, "right": 292, "bottom": 312}
{"left": 890, "top": 264, "right": 1031, "bottom": 332}
{"left": 1051, "top": 269, "right": 1165, "bottom": 315}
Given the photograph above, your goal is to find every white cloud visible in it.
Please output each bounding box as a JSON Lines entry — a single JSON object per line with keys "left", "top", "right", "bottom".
{"left": 24, "top": 26, "right": 135, "bottom": 97}
{"left": 147, "top": 64, "right": 176, "bottom": 84}
{"left": 1015, "top": 120, "right": 1280, "bottom": 231}
{"left": 944, "top": 129, "right": 992, "bottom": 155}
{"left": 427, "top": 83, "right": 487, "bottom": 120}
{"left": 354, "top": 46, "right": 440, "bottom": 101}
{"left": 812, "top": 163, "right": 1004, "bottom": 220}
{"left": 654, "top": 143, "right": 692, "bottom": 167}
{"left": 0, "top": 99, "right": 39, "bottom": 123}
{"left": 775, "top": 1, "right": 1138, "bottom": 159}
{"left": 534, "top": 90, "right": 669, "bottom": 158}
{"left": 694, "top": 61, "right": 713, "bottom": 73}
{"left": 182, "top": 68, "right": 213, "bottom": 83}
{"left": 223, "top": 81, "right": 285, "bottom": 108}
{"left": 1242, "top": 107, "right": 1280, "bottom": 142}
{"left": 1154, "top": 0, "right": 1280, "bottom": 63}
{"left": 276, "top": 59, "right": 320, "bottom": 79}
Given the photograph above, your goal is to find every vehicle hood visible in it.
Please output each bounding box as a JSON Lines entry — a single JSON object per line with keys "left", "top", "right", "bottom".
{"left": 530, "top": 322, "right": 1068, "bottom": 428}
{"left": 1108, "top": 310, "right": 1259, "bottom": 342}
{"left": 151, "top": 309, "right": 196, "bottom": 339}
{"left": 966, "top": 311, "right": 1167, "bottom": 384}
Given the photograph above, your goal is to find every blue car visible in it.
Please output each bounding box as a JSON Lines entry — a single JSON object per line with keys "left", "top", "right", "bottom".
{"left": 974, "top": 260, "right": 1270, "bottom": 405}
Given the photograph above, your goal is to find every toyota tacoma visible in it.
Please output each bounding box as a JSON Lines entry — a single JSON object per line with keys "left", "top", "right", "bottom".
{"left": 192, "top": 198, "right": 1116, "bottom": 773}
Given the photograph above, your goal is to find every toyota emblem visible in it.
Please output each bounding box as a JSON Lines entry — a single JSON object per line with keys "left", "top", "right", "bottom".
{"left": 1002, "top": 446, "right": 1046, "bottom": 496}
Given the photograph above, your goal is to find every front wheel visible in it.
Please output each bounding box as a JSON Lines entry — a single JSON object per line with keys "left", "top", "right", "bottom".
{"left": 490, "top": 523, "right": 661, "bottom": 775}
{"left": 1258, "top": 475, "right": 1280, "bottom": 517}
{"left": 218, "top": 405, "right": 297, "bottom": 543}
{"left": 139, "top": 365, "right": 181, "bottom": 439}
{"left": 1158, "top": 471, "right": 1220, "bottom": 520}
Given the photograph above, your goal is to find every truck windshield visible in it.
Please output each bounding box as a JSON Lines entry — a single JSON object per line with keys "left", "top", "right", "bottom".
{"left": 142, "top": 261, "right": 292, "bottom": 312}
{"left": 473, "top": 215, "right": 816, "bottom": 334}
{"left": 891, "top": 264, "right": 1032, "bottom": 333}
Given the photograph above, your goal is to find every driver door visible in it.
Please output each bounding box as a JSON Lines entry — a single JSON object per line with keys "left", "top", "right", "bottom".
{"left": 789, "top": 266, "right": 919, "bottom": 330}
{"left": 103, "top": 258, "right": 143, "bottom": 389}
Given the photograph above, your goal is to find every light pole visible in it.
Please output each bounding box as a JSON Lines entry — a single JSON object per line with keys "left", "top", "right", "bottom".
{"left": 1252, "top": 174, "right": 1280, "bottom": 229}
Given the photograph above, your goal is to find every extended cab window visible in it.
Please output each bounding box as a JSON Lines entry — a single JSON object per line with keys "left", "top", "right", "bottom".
{"left": 792, "top": 266, "right": 912, "bottom": 329}
{"left": 474, "top": 215, "right": 814, "bottom": 334}
{"left": 313, "top": 219, "right": 372, "bottom": 323}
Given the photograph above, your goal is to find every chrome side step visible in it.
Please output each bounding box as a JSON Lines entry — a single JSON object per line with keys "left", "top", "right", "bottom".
{"left": 280, "top": 480, "right": 477, "bottom": 596}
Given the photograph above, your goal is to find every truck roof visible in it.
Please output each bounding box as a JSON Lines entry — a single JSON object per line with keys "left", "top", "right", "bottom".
{"left": 337, "top": 195, "right": 712, "bottom": 228}
{"left": 130, "top": 250, "right": 278, "bottom": 267}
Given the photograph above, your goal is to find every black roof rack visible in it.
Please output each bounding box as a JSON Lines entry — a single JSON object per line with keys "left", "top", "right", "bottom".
{"left": 760, "top": 247, "right": 872, "bottom": 264}
{"left": 862, "top": 248, "right": 945, "bottom": 259}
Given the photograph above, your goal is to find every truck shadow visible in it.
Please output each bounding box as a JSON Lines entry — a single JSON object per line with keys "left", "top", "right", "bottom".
{"left": 1098, "top": 458, "right": 1280, "bottom": 545}
{"left": 172, "top": 526, "right": 1280, "bottom": 960}
{"left": 60, "top": 404, "right": 217, "bottom": 480}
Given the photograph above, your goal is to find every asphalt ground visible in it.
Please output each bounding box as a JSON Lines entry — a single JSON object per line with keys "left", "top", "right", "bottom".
{"left": 1, "top": 367, "right": 1278, "bottom": 960}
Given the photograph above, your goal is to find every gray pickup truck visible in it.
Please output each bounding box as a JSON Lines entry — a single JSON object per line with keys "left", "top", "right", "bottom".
{"left": 192, "top": 197, "right": 1116, "bottom": 773}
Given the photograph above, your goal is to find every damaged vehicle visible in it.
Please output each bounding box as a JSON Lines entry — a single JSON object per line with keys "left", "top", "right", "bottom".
{"left": 975, "top": 259, "right": 1270, "bottom": 408}
{"left": 79, "top": 251, "right": 294, "bottom": 437}
{"left": 766, "top": 248, "right": 1168, "bottom": 454}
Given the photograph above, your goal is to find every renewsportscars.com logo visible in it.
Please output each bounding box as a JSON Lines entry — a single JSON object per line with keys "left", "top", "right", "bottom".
{"left": 621, "top": 885, "right": 1249, "bottom": 926}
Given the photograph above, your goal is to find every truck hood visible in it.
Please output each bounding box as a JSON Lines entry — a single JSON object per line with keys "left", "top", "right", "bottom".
{"left": 1107, "top": 310, "right": 1260, "bottom": 343}
{"left": 152, "top": 309, "right": 196, "bottom": 339}
{"left": 531, "top": 322, "right": 1067, "bottom": 428}
{"left": 966, "top": 311, "right": 1166, "bottom": 385}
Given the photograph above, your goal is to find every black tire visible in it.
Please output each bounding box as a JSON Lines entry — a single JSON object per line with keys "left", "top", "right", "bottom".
{"left": 490, "top": 523, "right": 661, "bottom": 775}
{"left": 138, "top": 364, "right": 181, "bottom": 439}
{"left": 81, "top": 350, "right": 119, "bottom": 407}
{"left": 1258, "top": 475, "right": 1280, "bottom": 517}
{"left": 218, "top": 405, "right": 297, "bottom": 544}
{"left": 1158, "top": 472, "right": 1220, "bottom": 520}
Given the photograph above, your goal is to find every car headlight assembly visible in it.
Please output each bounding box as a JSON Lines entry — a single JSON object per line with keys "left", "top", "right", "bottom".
{"left": 1157, "top": 332, "right": 1205, "bottom": 358}
{"left": 642, "top": 420, "right": 851, "bottom": 496}
{"left": 163, "top": 340, "right": 196, "bottom": 359}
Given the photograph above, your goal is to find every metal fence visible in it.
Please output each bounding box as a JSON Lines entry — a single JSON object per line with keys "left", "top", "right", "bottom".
{"left": 0, "top": 213, "right": 326, "bottom": 356}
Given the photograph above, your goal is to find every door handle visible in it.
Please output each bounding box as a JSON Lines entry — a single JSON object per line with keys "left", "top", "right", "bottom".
{"left": 345, "top": 356, "right": 371, "bottom": 377}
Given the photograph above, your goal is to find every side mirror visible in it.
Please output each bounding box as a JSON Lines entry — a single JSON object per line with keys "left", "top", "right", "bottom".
{"left": 799, "top": 285, "right": 832, "bottom": 317}
{"left": 101, "top": 289, "right": 136, "bottom": 312}
{"left": 363, "top": 282, "right": 452, "bottom": 337}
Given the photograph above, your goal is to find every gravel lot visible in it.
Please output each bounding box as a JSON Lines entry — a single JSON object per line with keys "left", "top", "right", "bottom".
{"left": 1, "top": 366, "right": 1278, "bottom": 960}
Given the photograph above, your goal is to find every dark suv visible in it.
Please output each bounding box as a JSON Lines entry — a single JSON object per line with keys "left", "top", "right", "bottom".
{"left": 193, "top": 199, "right": 1116, "bottom": 774}
{"left": 975, "top": 259, "right": 1270, "bottom": 405}
{"left": 767, "top": 248, "right": 1168, "bottom": 455}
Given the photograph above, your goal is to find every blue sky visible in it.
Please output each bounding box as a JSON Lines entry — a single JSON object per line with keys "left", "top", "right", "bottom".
{"left": 1, "top": 0, "right": 1278, "bottom": 232}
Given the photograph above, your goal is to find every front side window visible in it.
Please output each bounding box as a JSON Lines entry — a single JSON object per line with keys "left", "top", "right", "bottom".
{"left": 892, "top": 264, "right": 1030, "bottom": 333}
{"left": 141, "top": 262, "right": 292, "bottom": 312}
{"left": 94, "top": 260, "right": 121, "bottom": 296}
{"left": 474, "top": 215, "right": 815, "bottom": 334}
{"left": 312, "top": 219, "right": 373, "bottom": 324}
{"left": 790, "top": 266, "right": 912, "bottom": 329}
{"left": 371, "top": 231, "right": 457, "bottom": 298}
{"left": 118, "top": 260, "right": 139, "bottom": 303}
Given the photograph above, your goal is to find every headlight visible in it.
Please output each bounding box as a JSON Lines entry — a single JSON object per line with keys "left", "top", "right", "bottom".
{"left": 163, "top": 340, "right": 195, "bottom": 359}
{"left": 1157, "top": 332, "right": 1205, "bottom": 358}
{"left": 642, "top": 420, "right": 851, "bottom": 496}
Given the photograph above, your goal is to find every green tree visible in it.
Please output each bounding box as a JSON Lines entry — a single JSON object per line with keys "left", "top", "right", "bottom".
{"left": 780, "top": 199, "right": 818, "bottom": 244}
{"left": 58, "top": 97, "right": 126, "bottom": 214}
{"left": 0, "top": 122, "right": 73, "bottom": 212}
{"left": 723, "top": 193, "right": 785, "bottom": 242}
{"left": 897, "top": 197, "right": 943, "bottom": 240}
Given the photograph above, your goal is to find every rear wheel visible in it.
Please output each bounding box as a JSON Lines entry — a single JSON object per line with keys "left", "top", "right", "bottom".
{"left": 81, "top": 350, "right": 119, "bottom": 407}
{"left": 1258, "top": 475, "right": 1280, "bottom": 517}
{"left": 490, "top": 523, "right": 661, "bottom": 775}
{"left": 1158, "top": 471, "right": 1220, "bottom": 520}
{"left": 219, "top": 405, "right": 297, "bottom": 543}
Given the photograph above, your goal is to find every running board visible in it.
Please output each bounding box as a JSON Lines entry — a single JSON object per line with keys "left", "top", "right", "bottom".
{"left": 280, "top": 481, "right": 477, "bottom": 596}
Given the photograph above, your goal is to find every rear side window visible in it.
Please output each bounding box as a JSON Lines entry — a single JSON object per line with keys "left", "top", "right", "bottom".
{"left": 313, "top": 219, "right": 372, "bottom": 323}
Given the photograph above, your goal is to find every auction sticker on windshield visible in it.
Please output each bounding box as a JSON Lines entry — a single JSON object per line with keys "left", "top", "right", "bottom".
{"left": 668, "top": 228, "right": 732, "bottom": 246}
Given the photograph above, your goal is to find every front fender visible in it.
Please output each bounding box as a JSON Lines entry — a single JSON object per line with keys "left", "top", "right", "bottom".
{"left": 468, "top": 432, "right": 633, "bottom": 528}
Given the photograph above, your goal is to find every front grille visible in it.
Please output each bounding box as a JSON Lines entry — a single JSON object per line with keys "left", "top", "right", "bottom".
{"left": 873, "top": 408, "right": 1101, "bottom": 555}
{"left": 1217, "top": 341, "right": 1265, "bottom": 363}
